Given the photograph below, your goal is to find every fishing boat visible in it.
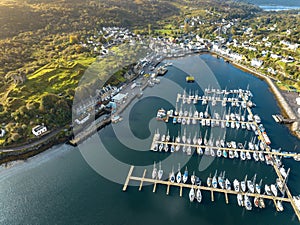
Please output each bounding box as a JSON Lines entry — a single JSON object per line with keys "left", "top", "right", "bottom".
{"left": 158, "top": 162, "right": 163, "bottom": 180}
{"left": 264, "top": 184, "right": 272, "bottom": 195}
{"left": 191, "top": 171, "right": 196, "bottom": 185}
{"left": 254, "top": 196, "right": 259, "bottom": 208}
{"left": 207, "top": 174, "right": 212, "bottom": 187}
{"left": 169, "top": 167, "right": 175, "bottom": 183}
{"left": 176, "top": 164, "right": 182, "bottom": 183}
{"left": 189, "top": 188, "right": 195, "bottom": 202}
{"left": 152, "top": 162, "right": 157, "bottom": 179}
{"left": 182, "top": 167, "right": 188, "bottom": 183}
{"left": 237, "top": 194, "right": 244, "bottom": 207}
{"left": 271, "top": 184, "right": 278, "bottom": 196}
{"left": 196, "top": 186, "right": 202, "bottom": 203}
{"left": 244, "top": 195, "right": 252, "bottom": 210}
{"left": 212, "top": 170, "right": 218, "bottom": 188}
{"left": 233, "top": 179, "right": 240, "bottom": 192}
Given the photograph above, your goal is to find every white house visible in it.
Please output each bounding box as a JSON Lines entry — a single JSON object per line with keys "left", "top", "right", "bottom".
{"left": 251, "top": 58, "right": 263, "bottom": 68}
{"left": 32, "top": 125, "right": 47, "bottom": 136}
{"left": 0, "top": 128, "right": 5, "bottom": 137}
{"left": 112, "top": 93, "right": 128, "bottom": 103}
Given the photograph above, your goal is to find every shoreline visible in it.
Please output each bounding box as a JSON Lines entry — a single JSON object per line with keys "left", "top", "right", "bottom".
{"left": 1, "top": 51, "right": 299, "bottom": 165}
{"left": 211, "top": 51, "right": 300, "bottom": 139}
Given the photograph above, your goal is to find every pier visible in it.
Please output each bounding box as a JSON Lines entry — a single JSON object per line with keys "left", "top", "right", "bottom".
{"left": 124, "top": 87, "right": 300, "bottom": 221}
{"left": 123, "top": 166, "right": 295, "bottom": 213}
{"left": 150, "top": 139, "right": 300, "bottom": 160}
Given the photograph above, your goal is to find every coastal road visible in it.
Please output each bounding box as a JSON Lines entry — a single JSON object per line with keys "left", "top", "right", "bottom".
{"left": 0, "top": 129, "right": 62, "bottom": 153}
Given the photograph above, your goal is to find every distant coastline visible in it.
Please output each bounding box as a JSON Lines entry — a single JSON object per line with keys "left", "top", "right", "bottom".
{"left": 259, "top": 5, "right": 300, "bottom": 11}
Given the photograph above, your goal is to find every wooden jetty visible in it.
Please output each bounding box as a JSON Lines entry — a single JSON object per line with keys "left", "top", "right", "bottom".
{"left": 122, "top": 166, "right": 299, "bottom": 216}
{"left": 150, "top": 139, "right": 300, "bottom": 159}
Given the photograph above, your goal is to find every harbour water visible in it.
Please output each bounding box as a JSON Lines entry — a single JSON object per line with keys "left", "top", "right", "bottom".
{"left": 1, "top": 54, "right": 300, "bottom": 225}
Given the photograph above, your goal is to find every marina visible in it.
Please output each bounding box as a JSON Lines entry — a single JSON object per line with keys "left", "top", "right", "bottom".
{"left": 123, "top": 165, "right": 295, "bottom": 212}
{"left": 124, "top": 86, "right": 300, "bottom": 221}
{"left": 2, "top": 54, "right": 300, "bottom": 225}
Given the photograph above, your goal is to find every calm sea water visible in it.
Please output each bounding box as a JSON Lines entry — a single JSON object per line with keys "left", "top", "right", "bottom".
{"left": 1, "top": 54, "right": 300, "bottom": 225}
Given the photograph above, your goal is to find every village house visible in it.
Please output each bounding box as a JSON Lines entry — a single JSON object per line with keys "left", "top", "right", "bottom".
{"left": 32, "top": 125, "right": 47, "bottom": 136}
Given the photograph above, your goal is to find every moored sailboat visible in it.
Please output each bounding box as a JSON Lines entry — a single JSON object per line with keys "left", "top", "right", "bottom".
{"left": 182, "top": 167, "right": 188, "bottom": 183}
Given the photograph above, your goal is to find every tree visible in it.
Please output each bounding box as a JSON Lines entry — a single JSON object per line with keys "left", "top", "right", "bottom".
{"left": 184, "top": 22, "right": 190, "bottom": 34}
{"left": 69, "top": 35, "right": 79, "bottom": 44}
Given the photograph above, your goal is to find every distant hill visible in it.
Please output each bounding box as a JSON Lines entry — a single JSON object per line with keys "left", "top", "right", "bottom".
{"left": 237, "top": 0, "right": 300, "bottom": 6}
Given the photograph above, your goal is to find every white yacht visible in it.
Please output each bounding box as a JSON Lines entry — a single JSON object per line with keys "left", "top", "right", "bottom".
{"left": 212, "top": 170, "right": 218, "bottom": 188}
{"left": 271, "top": 184, "right": 278, "bottom": 196}
{"left": 182, "top": 167, "right": 188, "bottom": 183}
{"left": 244, "top": 195, "right": 252, "bottom": 211}
{"left": 207, "top": 174, "right": 212, "bottom": 187}
{"left": 233, "top": 179, "right": 240, "bottom": 192}
{"left": 237, "top": 193, "right": 243, "bottom": 206}
{"left": 196, "top": 187, "right": 202, "bottom": 203}
{"left": 152, "top": 162, "right": 157, "bottom": 179}
{"left": 158, "top": 162, "right": 163, "bottom": 180}
{"left": 176, "top": 165, "right": 182, "bottom": 183}
{"left": 189, "top": 188, "right": 195, "bottom": 202}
